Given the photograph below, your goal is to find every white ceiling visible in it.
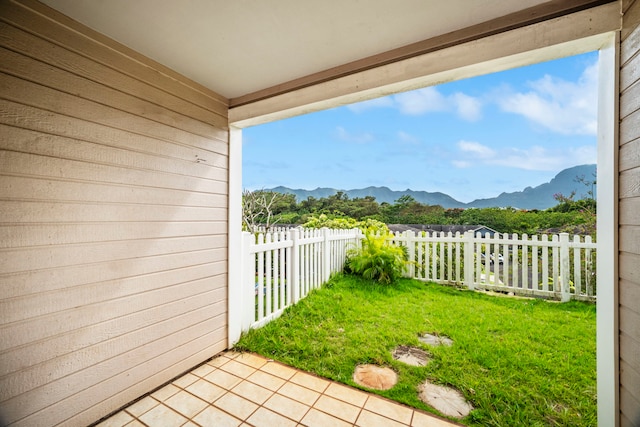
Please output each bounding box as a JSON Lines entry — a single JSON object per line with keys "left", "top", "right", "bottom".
{"left": 41, "top": 0, "right": 552, "bottom": 100}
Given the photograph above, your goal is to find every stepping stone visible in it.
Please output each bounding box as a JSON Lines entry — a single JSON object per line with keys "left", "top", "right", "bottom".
{"left": 419, "top": 333, "right": 453, "bottom": 347}
{"left": 418, "top": 380, "right": 473, "bottom": 418}
{"left": 353, "top": 364, "right": 397, "bottom": 390}
{"left": 392, "top": 345, "right": 431, "bottom": 367}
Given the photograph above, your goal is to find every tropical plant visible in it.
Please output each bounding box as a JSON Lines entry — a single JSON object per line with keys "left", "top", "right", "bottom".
{"left": 303, "top": 214, "right": 389, "bottom": 235}
{"left": 345, "top": 233, "right": 408, "bottom": 284}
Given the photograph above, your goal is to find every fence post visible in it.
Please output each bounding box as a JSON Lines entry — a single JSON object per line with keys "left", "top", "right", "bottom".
{"left": 291, "top": 227, "right": 301, "bottom": 303}
{"left": 322, "top": 227, "right": 331, "bottom": 282}
{"left": 241, "top": 232, "right": 256, "bottom": 334}
{"left": 464, "top": 231, "right": 475, "bottom": 290}
{"left": 560, "top": 233, "right": 570, "bottom": 302}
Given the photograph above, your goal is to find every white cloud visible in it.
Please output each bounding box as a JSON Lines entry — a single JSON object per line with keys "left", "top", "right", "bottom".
{"left": 396, "top": 131, "right": 420, "bottom": 144}
{"left": 346, "top": 96, "right": 394, "bottom": 113}
{"left": 457, "top": 140, "right": 495, "bottom": 159}
{"left": 393, "top": 87, "right": 482, "bottom": 121}
{"left": 335, "top": 126, "right": 374, "bottom": 143}
{"left": 452, "top": 140, "right": 596, "bottom": 171}
{"left": 345, "top": 87, "right": 482, "bottom": 121}
{"left": 497, "top": 61, "right": 598, "bottom": 135}
{"left": 452, "top": 160, "right": 471, "bottom": 168}
{"left": 394, "top": 87, "right": 448, "bottom": 115}
{"left": 451, "top": 92, "right": 482, "bottom": 121}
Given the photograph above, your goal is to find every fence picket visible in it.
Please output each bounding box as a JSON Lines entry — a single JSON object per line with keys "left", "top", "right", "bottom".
{"left": 512, "top": 233, "right": 519, "bottom": 289}
{"left": 532, "top": 235, "right": 539, "bottom": 290}
{"left": 542, "top": 235, "right": 549, "bottom": 292}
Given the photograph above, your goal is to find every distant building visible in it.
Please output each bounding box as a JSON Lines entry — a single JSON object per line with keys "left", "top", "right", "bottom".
{"left": 387, "top": 224, "right": 498, "bottom": 237}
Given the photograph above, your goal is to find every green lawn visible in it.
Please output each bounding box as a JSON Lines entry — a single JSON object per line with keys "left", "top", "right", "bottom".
{"left": 235, "top": 275, "right": 596, "bottom": 426}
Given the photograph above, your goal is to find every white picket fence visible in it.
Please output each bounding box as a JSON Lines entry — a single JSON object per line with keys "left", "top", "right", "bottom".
{"left": 240, "top": 228, "right": 360, "bottom": 331}
{"left": 390, "top": 230, "right": 596, "bottom": 302}
{"left": 239, "top": 228, "right": 596, "bottom": 333}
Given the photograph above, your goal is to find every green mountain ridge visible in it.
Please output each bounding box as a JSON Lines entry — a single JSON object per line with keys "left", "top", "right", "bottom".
{"left": 267, "top": 164, "right": 596, "bottom": 210}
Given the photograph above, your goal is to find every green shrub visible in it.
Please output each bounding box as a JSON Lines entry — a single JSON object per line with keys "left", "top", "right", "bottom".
{"left": 345, "top": 233, "right": 408, "bottom": 284}
{"left": 303, "top": 214, "right": 389, "bottom": 235}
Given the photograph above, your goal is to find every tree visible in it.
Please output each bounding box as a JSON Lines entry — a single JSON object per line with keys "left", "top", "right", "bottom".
{"left": 242, "top": 190, "right": 285, "bottom": 232}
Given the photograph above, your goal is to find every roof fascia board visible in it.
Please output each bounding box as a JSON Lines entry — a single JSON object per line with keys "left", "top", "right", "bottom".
{"left": 229, "top": 0, "right": 616, "bottom": 108}
{"left": 229, "top": 2, "right": 621, "bottom": 128}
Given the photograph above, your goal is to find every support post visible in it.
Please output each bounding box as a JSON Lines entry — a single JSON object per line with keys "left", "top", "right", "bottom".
{"left": 241, "top": 232, "right": 256, "bottom": 334}
{"left": 228, "top": 127, "right": 243, "bottom": 345}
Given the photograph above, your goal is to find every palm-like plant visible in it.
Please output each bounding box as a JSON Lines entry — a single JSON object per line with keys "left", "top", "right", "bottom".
{"left": 345, "top": 233, "right": 408, "bottom": 284}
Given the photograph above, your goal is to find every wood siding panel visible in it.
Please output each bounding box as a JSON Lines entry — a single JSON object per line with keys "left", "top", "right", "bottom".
{"left": 622, "top": 30, "right": 640, "bottom": 91}
{"left": 0, "top": 1, "right": 229, "bottom": 426}
{"left": 620, "top": 2, "right": 640, "bottom": 424}
{"left": 620, "top": 198, "right": 640, "bottom": 225}
{"left": 620, "top": 138, "right": 640, "bottom": 171}
{"left": 620, "top": 106, "right": 640, "bottom": 146}
{"left": 620, "top": 225, "right": 640, "bottom": 254}
{"left": 620, "top": 253, "right": 640, "bottom": 283}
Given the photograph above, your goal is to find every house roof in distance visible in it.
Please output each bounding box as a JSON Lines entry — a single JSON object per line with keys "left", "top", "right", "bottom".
{"left": 388, "top": 224, "right": 498, "bottom": 236}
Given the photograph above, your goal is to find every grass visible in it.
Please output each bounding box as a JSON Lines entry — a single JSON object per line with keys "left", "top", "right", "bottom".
{"left": 235, "top": 274, "right": 596, "bottom": 426}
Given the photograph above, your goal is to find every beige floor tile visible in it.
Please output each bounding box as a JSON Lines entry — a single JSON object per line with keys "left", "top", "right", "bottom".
{"left": 246, "top": 370, "right": 286, "bottom": 391}
{"left": 300, "top": 408, "right": 352, "bottom": 427}
{"left": 356, "top": 409, "right": 408, "bottom": 427}
{"left": 224, "top": 351, "right": 241, "bottom": 359}
{"left": 364, "top": 395, "right": 413, "bottom": 424}
{"left": 263, "top": 393, "right": 310, "bottom": 421}
{"left": 124, "top": 420, "right": 145, "bottom": 427}
{"left": 246, "top": 407, "right": 298, "bottom": 427}
{"left": 96, "top": 410, "right": 133, "bottom": 427}
{"left": 151, "top": 384, "right": 181, "bottom": 402}
{"left": 164, "top": 390, "right": 208, "bottom": 418}
{"left": 182, "top": 422, "right": 199, "bottom": 427}
{"left": 277, "top": 382, "right": 320, "bottom": 406}
{"left": 219, "top": 359, "right": 258, "bottom": 379}
{"left": 139, "top": 404, "right": 188, "bottom": 427}
{"left": 260, "top": 361, "right": 297, "bottom": 380}
{"left": 313, "top": 395, "right": 361, "bottom": 423}
{"left": 214, "top": 392, "right": 259, "bottom": 420}
{"left": 190, "top": 363, "right": 216, "bottom": 378}
{"left": 234, "top": 353, "right": 268, "bottom": 369}
{"left": 173, "top": 373, "right": 199, "bottom": 389}
{"left": 204, "top": 369, "right": 242, "bottom": 390}
{"left": 289, "top": 372, "right": 329, "bottom": 393}
{"left": 125, "top": 396, "right": 159, "bottom": 418}
{"left": 325, "top": 383, "right": 368, "bottom": 407}
{"left": 411, "top": 411, "right": 456, "bottom": 427}
{"left": 186, "top": 379, "right": 226, "bottom": 403}
{"left": 208, "top": 355, "right": 232, "bottom": 368}
{"left": 192, "top": 405, "right": 242, "bottom": 427}
{"left": 231, "top": 380, "right": 273, "bottom": 405}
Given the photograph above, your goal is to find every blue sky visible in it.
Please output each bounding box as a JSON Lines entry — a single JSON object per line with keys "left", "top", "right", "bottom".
{"left": 242, "top": 51, "right": 598, "bottom": 203}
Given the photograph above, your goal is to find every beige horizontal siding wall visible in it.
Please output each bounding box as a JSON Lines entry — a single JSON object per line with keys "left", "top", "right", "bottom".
{"left": 0, "top": 1, "right": 230, "bottom": 426}
{"left": 620, "top": 0, "right": 640, "bottom": 425}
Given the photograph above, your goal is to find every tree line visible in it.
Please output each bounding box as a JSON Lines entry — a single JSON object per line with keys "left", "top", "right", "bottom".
{"left": 242, "top": 189, "right": 596, "bottom": 236}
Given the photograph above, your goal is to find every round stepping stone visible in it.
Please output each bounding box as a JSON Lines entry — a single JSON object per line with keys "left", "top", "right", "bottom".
{"left": 418, "top": 380, "right": 473, "bottom": 418}
{"left": 392, "top": 345, "right": 431, "bottom": 367}
{"left": 353, "top": 364, "right": 397, "bottom": 390}
{"left": 419, "top": 333, "right": 453, "bottom": 347}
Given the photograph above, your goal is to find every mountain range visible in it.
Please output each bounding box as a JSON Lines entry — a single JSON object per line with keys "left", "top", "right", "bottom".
{"left": 266, "top": 164, "right": 596, "bottom": 210}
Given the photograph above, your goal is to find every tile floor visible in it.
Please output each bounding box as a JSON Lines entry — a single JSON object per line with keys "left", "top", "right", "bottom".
{"left": 97, "top": 351, "right": 459, "bottom": 427}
